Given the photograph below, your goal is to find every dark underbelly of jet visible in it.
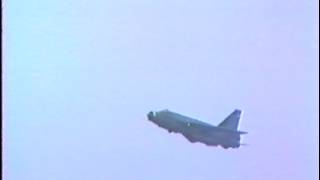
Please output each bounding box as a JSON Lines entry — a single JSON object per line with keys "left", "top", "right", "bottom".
{"left": 181, "top": 130, "right": 241, "bottom": 148}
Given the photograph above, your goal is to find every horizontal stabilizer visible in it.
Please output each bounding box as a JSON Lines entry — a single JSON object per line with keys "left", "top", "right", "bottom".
{"left": 240, "top": 143, "right": 249, "bottom": 146}
{"left": 238, "top": 131, "right": 248, "bottom": 134}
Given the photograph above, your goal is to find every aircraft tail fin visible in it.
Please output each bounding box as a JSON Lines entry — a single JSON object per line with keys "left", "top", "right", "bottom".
{"left": 218, "top": 109, "right": 242, "bottom": 131}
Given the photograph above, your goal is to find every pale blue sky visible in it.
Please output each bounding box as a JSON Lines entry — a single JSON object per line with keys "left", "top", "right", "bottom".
{"left": 4, "top": 0, "right": 319, "bottom": 180}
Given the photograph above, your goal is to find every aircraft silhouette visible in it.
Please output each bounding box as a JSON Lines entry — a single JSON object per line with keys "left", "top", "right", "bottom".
{"left": 147, "top": 109, "right": 247, "bottom": 149}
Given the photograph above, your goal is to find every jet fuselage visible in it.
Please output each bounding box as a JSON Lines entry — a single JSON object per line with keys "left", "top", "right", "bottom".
{"left": 147, "top": 109, "right": 247, "bottom": 149}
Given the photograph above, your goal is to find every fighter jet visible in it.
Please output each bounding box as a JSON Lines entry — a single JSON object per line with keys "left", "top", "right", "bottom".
{"left": 147, "top": 109, "right": 247, "bottom": 149}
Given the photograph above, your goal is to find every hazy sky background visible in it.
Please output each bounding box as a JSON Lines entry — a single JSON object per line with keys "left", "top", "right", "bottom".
{"left": 4, "top": 0, "right": 319, "bottom": 180}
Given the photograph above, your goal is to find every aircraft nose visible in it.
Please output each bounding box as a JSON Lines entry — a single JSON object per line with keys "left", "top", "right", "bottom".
{"left": 147, "top": 111, "right": 155, "bottom": 121}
